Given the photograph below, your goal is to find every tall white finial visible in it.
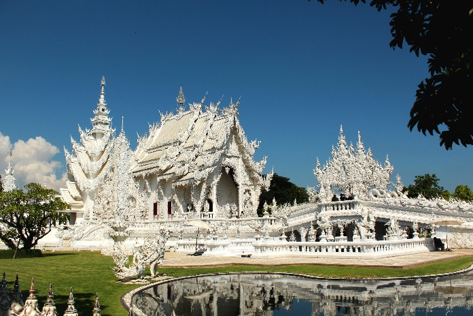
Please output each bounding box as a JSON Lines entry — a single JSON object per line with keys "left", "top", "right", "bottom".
{"left": 176, "top": 87, "right": 185, "bottom": 106}
{"left": 91, "top": 76, "right": 112, "bottom": 135}
{"left": 3, "top": 151, "right": 17, "bottom": 191}
{"left": 98, "top": 76, "right": 106, "bottom": 107}
{"left": 121, "top": 116, "right": 124, "bottom": 134}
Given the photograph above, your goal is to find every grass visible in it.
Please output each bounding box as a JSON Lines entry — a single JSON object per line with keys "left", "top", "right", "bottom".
{"left": 1, "top": 251, "right": 136, "bottom": 316}
{"left": 1, "top": 251, "right": 473, "bottom": 316}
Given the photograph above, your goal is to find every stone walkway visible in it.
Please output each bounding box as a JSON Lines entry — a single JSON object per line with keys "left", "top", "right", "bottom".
{"left": 160, "top": 249, "right": 473, "bottom": 269}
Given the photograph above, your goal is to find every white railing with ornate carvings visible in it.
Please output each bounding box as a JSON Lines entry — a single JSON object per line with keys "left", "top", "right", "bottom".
{"left": 176, "top": 237, "right": 257, "bottom": 255}
{"left": 176, "top": 238, "right": 207, "bottom": 252}
{"left": 320, "top": 200, "right": 359, "bottom": 212}
{"left": 252, "top": 238, "right": 433, "bottom": 258}
{"left": 285, "top": 201, "right": 361, "bottom": 229}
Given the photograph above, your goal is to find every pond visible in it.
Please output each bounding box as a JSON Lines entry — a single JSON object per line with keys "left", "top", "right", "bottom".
{"left": 130, "top": 270, "right": 473, "bottom": 315}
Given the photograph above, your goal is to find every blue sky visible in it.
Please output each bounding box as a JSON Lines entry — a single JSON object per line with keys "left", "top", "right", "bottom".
{"left": 0, "top": 1, "right": 471, "bottom": 192}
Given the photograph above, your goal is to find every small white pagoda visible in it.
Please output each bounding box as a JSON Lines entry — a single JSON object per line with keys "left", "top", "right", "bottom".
{"left": 2, "top": 153, "right": 16, "bottom": 192}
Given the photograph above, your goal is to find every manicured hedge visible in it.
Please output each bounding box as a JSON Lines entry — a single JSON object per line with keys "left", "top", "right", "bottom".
{"left": 0, "top": 249, "right": 43, "bottom": 259}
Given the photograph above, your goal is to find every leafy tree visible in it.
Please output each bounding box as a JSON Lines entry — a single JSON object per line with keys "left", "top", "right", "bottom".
{"left": 0, "top": 183, "right": 69, "bottom": 250}
{"left": 258, "top": 173, "right": 309, "bottom": 216}
{"left": 452, "top": 185, "right": 473, "bottom": 202}
{"left": 315, "top": 0, "right": 473, "bottom": 149}
{"left": 404, "top": 174, "right": 447, "bottom": 199}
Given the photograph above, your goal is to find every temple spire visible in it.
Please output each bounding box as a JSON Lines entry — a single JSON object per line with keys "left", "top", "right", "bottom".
{"left": 176, "top": 87, "right": 185, "bottom": 106}
{"left": 3, "top": 151, "right": 17, "bottom": 191}
{"left": 91, "top": 76, "right": 112, "bottom": 136}
{"left": 98, "top": 76, "right": 106, "bottom": 107}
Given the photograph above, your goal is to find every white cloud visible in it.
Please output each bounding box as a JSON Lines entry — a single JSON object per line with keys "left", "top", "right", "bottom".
{"left": 0, "top": 132, "right": 66, "bottom": 191}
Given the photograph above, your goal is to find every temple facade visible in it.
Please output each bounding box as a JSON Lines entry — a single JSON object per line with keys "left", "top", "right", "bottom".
{"left": 132, "top": 88, "right": 271, "bottom": 221}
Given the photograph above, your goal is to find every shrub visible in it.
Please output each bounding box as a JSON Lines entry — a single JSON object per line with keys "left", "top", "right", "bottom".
{"left": 0, "top": 249, "right": 43, "bottom": 259}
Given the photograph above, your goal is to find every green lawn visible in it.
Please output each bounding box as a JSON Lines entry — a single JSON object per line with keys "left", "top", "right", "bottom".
{"left": 1, "top": 251, "right": 473, "bottom": 316}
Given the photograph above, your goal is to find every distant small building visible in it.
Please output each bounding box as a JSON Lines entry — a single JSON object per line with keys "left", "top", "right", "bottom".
{"left": 2, "top": 153, "right": 16, "bottom": 192}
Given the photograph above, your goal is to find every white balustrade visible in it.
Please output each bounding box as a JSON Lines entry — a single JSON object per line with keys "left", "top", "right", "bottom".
{"left": 252, "top": 238, "right": 433, "bottom": 258}
{"left": 320, "top": 201, "right": 359, "bottom": 212}
{"left": 176, "top": 237, "right": 256, "bottom": 256}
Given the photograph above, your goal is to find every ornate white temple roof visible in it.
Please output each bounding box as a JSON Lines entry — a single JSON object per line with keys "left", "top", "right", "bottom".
{"left": 132, "top": 90, "right": 266, "bottom": 185}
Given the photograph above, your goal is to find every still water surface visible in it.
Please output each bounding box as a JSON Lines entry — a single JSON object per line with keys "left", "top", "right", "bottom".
{"left": 131, "top": 270, "right": 473, "bottom": 315}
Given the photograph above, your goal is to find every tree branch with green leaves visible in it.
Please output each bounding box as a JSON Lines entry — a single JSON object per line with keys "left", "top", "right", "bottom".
{"left": 0, "top": 183, "right": 69, "bottom": 250}
{"left": 314, "top": 0, "right": 473, "bottom": 149}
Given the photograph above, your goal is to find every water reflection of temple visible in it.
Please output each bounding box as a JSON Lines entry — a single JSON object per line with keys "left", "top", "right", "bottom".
{"left": 130, "top": 272, "right": 473, "bottom": 316}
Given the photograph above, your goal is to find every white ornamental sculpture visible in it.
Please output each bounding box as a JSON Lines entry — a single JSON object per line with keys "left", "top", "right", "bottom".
{"left": 2, "top": 275, "right": 99, "bottom": 316}
{"left": 112, "top": 230, "right": 170, "bottom": 282}
{"left": 62, "top": 289, "right": 78, "bottom": 316}
{"left": 39, "top": 284, "right": 57, "bottom": 316}
{"left": 92, "top": 122, "right": 148, "bottom": 223}
{"left": 60, "top": 76, "right": 115, "bottom": 222}
{"left": 18, "top": 278, "right": 41, "bottom": 316}
{"left": 314, "top": 126, "right": 394, "bottom": 202}
{"left": 60, "top": 77, "right": 148, "bottom": 229}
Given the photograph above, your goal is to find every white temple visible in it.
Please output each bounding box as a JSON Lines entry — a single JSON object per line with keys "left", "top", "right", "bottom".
{"left": 132, "top": 87, "right": 270, "bottom": 220}
{"left": 50, "top": 77, "right": 473, "bottom": 255}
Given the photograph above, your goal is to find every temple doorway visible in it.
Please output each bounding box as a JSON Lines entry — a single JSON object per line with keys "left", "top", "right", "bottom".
{"left": 375, "top": 221, "right": 387, "bottom": 240}
{"left": 216, "top": 167, "right": 239, "bottom": 213}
